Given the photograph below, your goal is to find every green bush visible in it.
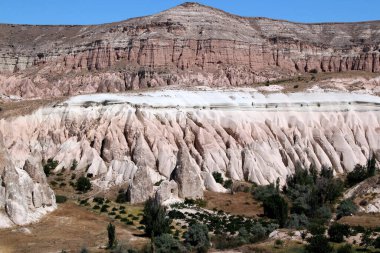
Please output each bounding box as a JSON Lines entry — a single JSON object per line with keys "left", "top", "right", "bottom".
{"left": 305, "top": 234, "right": 334, "bottom": 253}
{"left": 262, "top": 193, "right": 288, "bottom": 228}
{"left": 116, "top": 192, "right": 128, "bottom": 203}
{"left": 43, "top": 158, "right": 58, "bottom": 177}
{"left": 212, "top": 172, "right": 224, "bottom": 184}
{"left": 141, "top": 197, "right": 171, "bottom": 237}
{"left": 184, "top": 223, "right": 210, "bottom": 253}
{"left": 337, "top": 199, "right": 358, "bottom": 219}
{"left": 76, "top": 176, "right": 92, "bottom": 193}
{"left": 55, "top": 195, "right": 68, "bottom": 204}
{"left": 153, "top": 233, "right": 185, "bottom": 253}
{"left": 70, "top": 159, "right": 78, "bottom": 171}
{"left": 328, "top": 223, "right": 350, "bottom": 243}
{"left": 337, "top": 244, "right": 355, "bottom": 253}
{"left": 374, "top": 236, "right": 380, "bottom": 249}
{"left": 107, "top": 222, "right": 116, "bottom": 249}
{"left": 223, "top": 179, "right": 233, "bottom": 190}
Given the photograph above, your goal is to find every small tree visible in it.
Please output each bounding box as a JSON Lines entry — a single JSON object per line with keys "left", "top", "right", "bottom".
{"left": 184, "top": 223, "right": 210, "bottom": 253}
{"left": 337, "top": 199, "right": 358, "bottom": 219}
{"left": 76, "top": 176, "right": 92, "bottom": 193}
{"left": 107, "top": 222, "right": 116, "bottom": 249}
{"left": 361, "top": 229, "right": 374, "bottom": 249}
{"left": 141, "top": 198, "right": 171, "bottom": 237}
{"left": 305, "top": 234, "right": 334, "bottom": 253}
{"left": 212, "top": 172, "right": 224, "bottom": 184}
{"left": 43, "top": 158, "right": 58, "bottom": 177}
{"left": 328, "top": 223, "right": 350, "bottom": 243}
{"left": 71, "top": 159, "right": 78, "bottom": 171}
{"left": 263, "top": 194, "right": 288, "bottom": 227}
{"left": 337, "top": 244, "right": 355, "bottom": 253}
{"left": 153, "top": 233, "right": 184, "bottom": 253}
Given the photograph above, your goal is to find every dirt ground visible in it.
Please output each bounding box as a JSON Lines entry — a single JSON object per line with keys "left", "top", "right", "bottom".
{"left": 339, "top": 213, "right": 380, "bottom": 228}
{"left": 0, "top": 202, "right": 148, "bottom": 253}
{"left": 204, "top": 191, "right": 263, "bottom": 218}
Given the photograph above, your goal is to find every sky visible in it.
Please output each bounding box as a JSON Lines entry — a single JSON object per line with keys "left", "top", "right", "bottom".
{"left": 0, "top": 0, "right": 379, "bottom": 25}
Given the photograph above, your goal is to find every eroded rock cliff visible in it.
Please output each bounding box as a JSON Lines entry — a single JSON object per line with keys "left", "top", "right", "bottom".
{"left": 1, "top": 90, "right": 379, "bottom": 206}
{"left": 0, "top": 133, "right": 56, "bottom": 228}
{"left": 1, "top": 2, "right": 380, "bottom": 98}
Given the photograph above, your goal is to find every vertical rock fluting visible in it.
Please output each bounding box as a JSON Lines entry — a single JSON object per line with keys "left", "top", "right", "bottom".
{"left": 1, "top": 95, "right": 379, "bottom": 204}
{"left": 0, "top": 133, "right": 56, "bottom": 228}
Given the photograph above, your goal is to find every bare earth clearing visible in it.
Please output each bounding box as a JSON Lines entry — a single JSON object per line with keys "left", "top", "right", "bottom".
{"left": 0, "top": 202, "right": 147, "bottom": 253}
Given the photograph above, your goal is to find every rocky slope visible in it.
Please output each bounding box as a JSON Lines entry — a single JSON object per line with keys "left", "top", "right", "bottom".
{"left": 1, "top": 89, "right": 379, "bottom": 207}
{"left": 0, "top": 132, "right": 56, "bottom": 228}
{"left": 1, "top": 2, "right": 380, "bottom": 98}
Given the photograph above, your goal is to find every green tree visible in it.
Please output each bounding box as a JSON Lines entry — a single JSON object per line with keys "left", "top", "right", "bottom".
{"left": 153, "top": 234, "right": 185, "bottom": 253}
{"left": 337, "top": 244, "right": 355, "bottom": 253}
{"left": 328, "top": 223, "right": 350, "bottom": 243}
{"left": 337, "top": 199, "right": 358, "bottom": 219}
{"left": 361, "top": 229, "right": 374, "bottom": 249}
{"left": 212, "top": 172, "right": 224, "bottom": 184}
{"left": 141, "top": 198, "right": 171, "bottom": 237}
{"left": 305, "top": 234, "right": 334, "bottom": 253}
{"left": 184, "top": 223, "right": 210, "bottom": 253}
{"left": 262, "top": 194, "right": 288, "bottom": 227}
{"left": 43, "top": 158, "right": 58, "bottom": 177}
{"left": 367, "top": 155, "right": 377, "bottom": 177}
{"left": 107, "top": 223, "right": 116, "bottom": 249}
{"left": 76, "top": 176, "right": 92, "bottom": 193}
{"left": 71, "top": 159, "right": 78, "bottom": 171}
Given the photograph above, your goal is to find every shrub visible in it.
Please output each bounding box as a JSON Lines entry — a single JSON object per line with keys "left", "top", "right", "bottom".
{"left": 361, "top": 229, "right": 374, "bottom": 248}
{"left": 337, "top": 199, "right": 358, "bottom": 219}
{"left": 101, "top": 205, "right": 108, "bottom": 212}
{"left": 252, "top": 183, "right": 277, "bottom": 202}
{"left": 80, "top": 247, "right": 89, "bottom": 253}
{"left": 374, "top": 236, "right": 380, "bottom": 249}
{"left": 305, "top": 234, "right": 334, "bottom": 253}
{"left": 274, "top": 239, "right": 284, "bottom": 248}
{"left": 346, "top": 164, "right": 369, "bottom": 187}
{"left": 43, "top": 158, "right": 58, "bottom": 177}
{"left": 56, "top": 195, "right": 68, "bottom": 204}
{"left": 141, "top": 197, "right": 171, "bottom": 237}
{"left": 116, "top": 192, "right": 128, "bottom": 203}
{"left": 262, "top": 194, "right": 288, "bottom": 227}
{"left": 309, "top": 69, "right": 318, "bottom": 74}
{"left": 107, "top": 223, "right": 116, "bottom": 249}
{"left": 76, "top": 176, "right": 92, "bottom": 193}
{"left": 184, "top": 223, "right": 210, "bottom": 253}
{"left": 328, "top": 223, "right": 350, "bottom": 243}
{"left": 286, "top": 213, "right": 309, "bottom": 229}
{"left": 93, "top": 196, "right": 104, "bottom": 205}
{"left": 153, "top": 233, "right": 185, "bottom": 253}
{"left": 212, "top": 172, "right": 224, "bottom": 184}
{"left": 337, "top": 244, "right": 355, "bottom": 253}
{"left": 223, "top": 179, "right": 233, "bottom": 190}
{"left": 70, "top": 159, "right": 78, "bottom": 171}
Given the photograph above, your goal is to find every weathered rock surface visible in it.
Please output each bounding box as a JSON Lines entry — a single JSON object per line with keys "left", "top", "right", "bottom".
{"left": 1, "top": 90, "right": 379, "bottom": 206}
{"left": 0, "top": 133, "right": 56, "bottom": 228}
{"left": 1, "top": 2, "right": 380, "bottom": 99}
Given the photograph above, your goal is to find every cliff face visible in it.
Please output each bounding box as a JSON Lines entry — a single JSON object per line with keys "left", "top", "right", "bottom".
{"left": 1, "top": 2, "right": 380, "bottom": 98}
{"left": 1, "top": 90, "right": 379, "bottom": 205}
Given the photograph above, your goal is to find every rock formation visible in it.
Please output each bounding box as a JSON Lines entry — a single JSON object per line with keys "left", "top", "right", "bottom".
{"left": 0, "top": 133, "right": 56, "bottom": 228}
{"left": 1, "top": 2, "right": 380, "bottom": 99}
{"left": 1, "top": 89, "right": 379, "bottom": 206}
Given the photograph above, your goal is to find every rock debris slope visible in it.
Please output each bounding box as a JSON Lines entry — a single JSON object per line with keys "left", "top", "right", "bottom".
{"left": 0, "top": 132, "right": 56, "bottom": 228}
{"left": 1, "top": 2, "right": 380, "bottom": 98}
{"left": 1, "top": 90, "right": 379, "bottom": 206}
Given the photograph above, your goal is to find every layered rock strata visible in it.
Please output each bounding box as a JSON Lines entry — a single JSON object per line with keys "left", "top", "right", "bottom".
{"left": 1, "top": 3, "right": 380, "bottom": 98}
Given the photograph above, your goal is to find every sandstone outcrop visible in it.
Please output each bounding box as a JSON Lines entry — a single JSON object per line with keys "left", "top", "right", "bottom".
{"left": 0, "top": 133, "right": 56, "bottom": 228}
{"left": 1, "top": 3, "right": 380, "bottom": 99}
